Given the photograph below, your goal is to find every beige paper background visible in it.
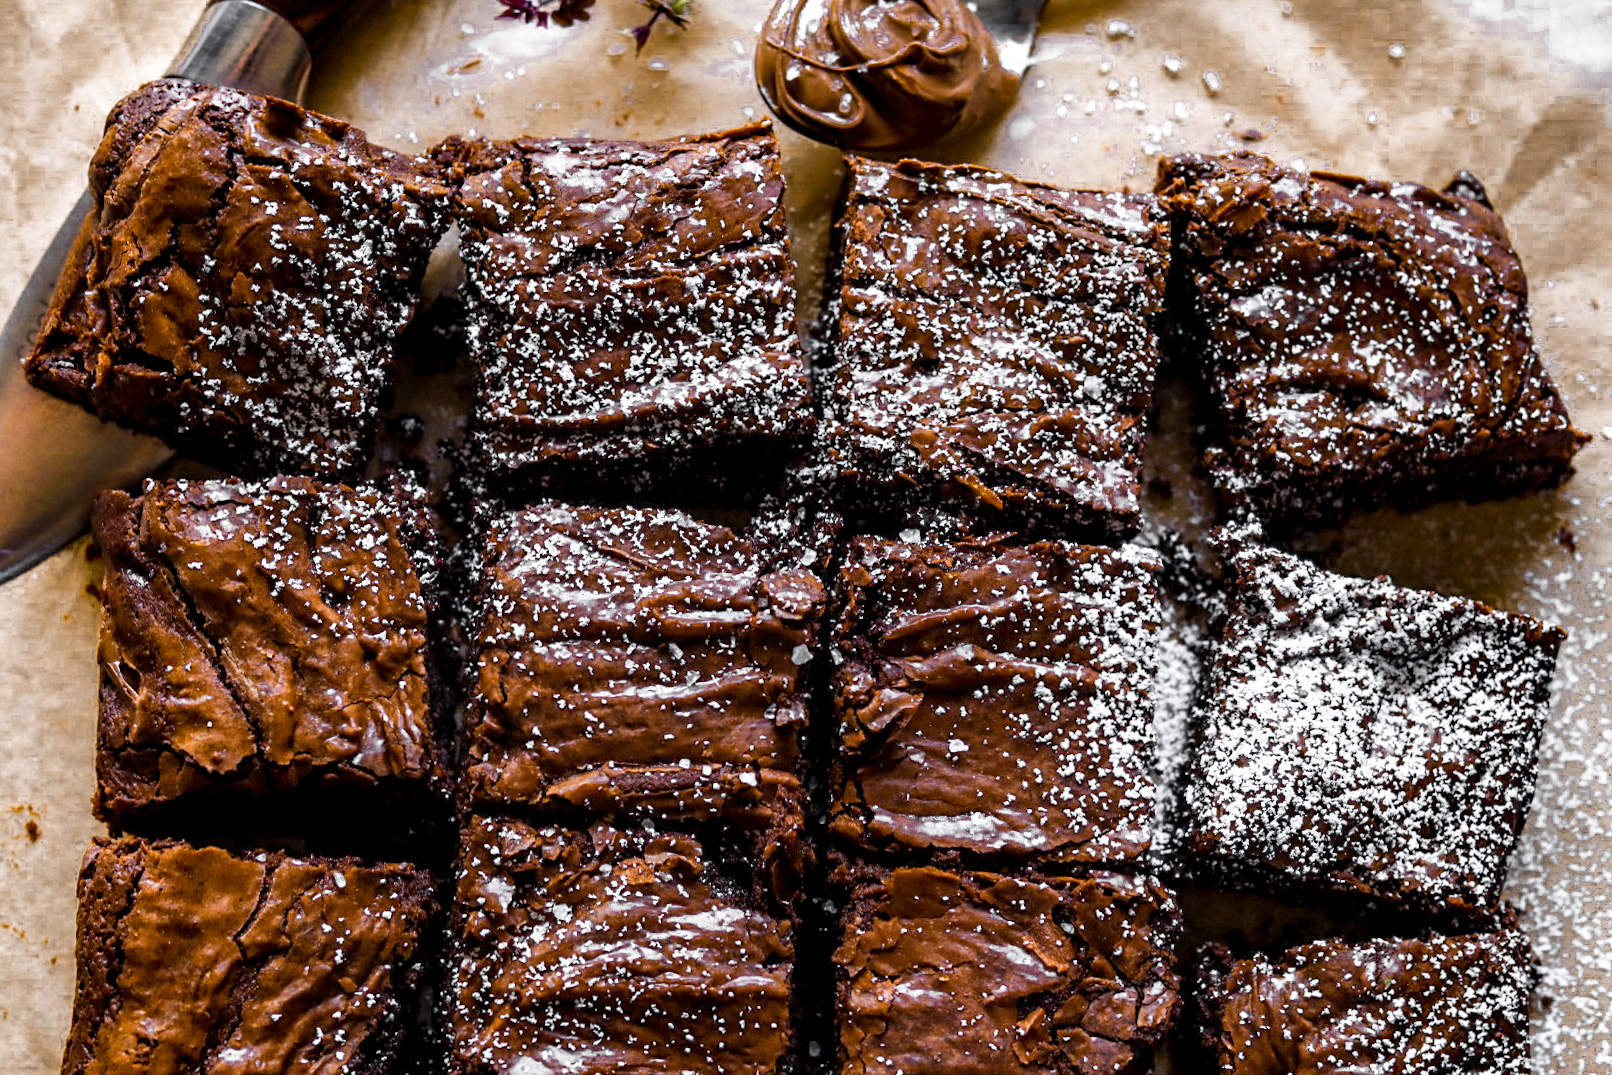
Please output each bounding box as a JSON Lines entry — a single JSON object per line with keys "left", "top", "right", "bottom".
{"left": 1, "top": 0, "right": 1609, "bottom": 1070}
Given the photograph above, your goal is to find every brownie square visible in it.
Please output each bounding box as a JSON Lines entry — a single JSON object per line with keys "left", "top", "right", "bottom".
{"left": 828, "top": 537, "right": 1160, "bottom": 866}
{"left": 462, "top": 501, "right": 824, "bottom": 809}
{"left": 1157, "top": 152, "right": 1587, "bottom": 528}
{"left": 91, "top": 476, "right": 446, "bottom": 835}
{"left": 1192, "top": 929, "right": 1535, "bottom": 1073}
{"left": 818, "top": 157, "right": 1169, "bottom": 542}
{"left": 1176, "top": 538, "right": 1562, "bottom": 914}
{"left": 25, "top": 79, "right": 450, "bottom": 478}
{"left": 63, "top": 836, "right": 435, "bottom": 1075}
{"left": 834, "top": 863, "right": 1180, "bottom": 1075}
{"left": 446, "top": 122, "right": 811, "bottom": 500}
{"left": 451, "top": 775, "right": 803, "bottom": 1075}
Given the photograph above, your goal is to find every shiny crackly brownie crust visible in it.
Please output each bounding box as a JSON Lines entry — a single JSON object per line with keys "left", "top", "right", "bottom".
{"left": 1156, "top": 152, "right": 1587, "bottom": 530}
{"left": 440, "top": 122, "right": 812, "bottom": 503}
{"left": 63, "top": 836, "right": 435, "bottom": 1075}
{"left": 817, "top": 156, "right": 1169, "bottom": 544}
{"left": 1190, "top": 929, "right": 1535, "bottom": 1074}
{"left": 90, "top": 477, "right": 450, "bottom": 843}
{"left": 450, "top": 776, "right": 805, "bottom": 1075}
{"left": 1175, "top": 537, "right": 1561, "bottom": 916}
{"left": 832, "top": 861, "right": 1181, "bottom": 1075}
{"left": 827, "top": 536, "right": 1160, "bottom": 868}
{"left": 26, "top": 78, "right": 450, "bottom": 478}
{"left": 461, "top": 501, "right": 823, "bottom": 810}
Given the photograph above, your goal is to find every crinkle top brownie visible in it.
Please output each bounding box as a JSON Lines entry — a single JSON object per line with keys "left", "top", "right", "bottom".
{"left": 63, "top": 836, "right": 434, "bottom": 1075}
{"left": 463, "top": 501, "right": 823, "bottom": 808}
{"left": 26, "top": 78, "right": 450, "bottom": 477}
{"left": 1157, "top": 152, "right": 1586, "bottom": 527}
{"left": 1178, "top": 538, "right": 1561, "bottom": 913}
{"left": 451, "top": 778, "right": 803, "bottom": 1075}
{"left": 819, "top": 156, "right": 1169, "bottom": 542}
{"left": 445, "top": 122, "right": 811, "bottom": 496}
{"left": 835, "top": 864, "right": 1180, "bottom": 1075}
{"left": 91, "top": 477, "right": 442, "bottom": 823}
{"left": 829, "top": 537, "right": 1160, "bottom": 866}
{"left": 1193, "top": 929, "right": 1535, "bottom": 1074}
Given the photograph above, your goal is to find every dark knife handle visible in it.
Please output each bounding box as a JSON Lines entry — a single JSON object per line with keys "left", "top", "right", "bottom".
{"left": 170, "top": 0, "right": 314, "bottom": 100}
{"left": 223, "top": 0, "right": 366, "bottom": 49}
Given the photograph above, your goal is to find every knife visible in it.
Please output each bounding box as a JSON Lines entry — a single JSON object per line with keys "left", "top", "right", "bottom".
{"left": 0, "top": 0, "right": 357, "bottom": 584}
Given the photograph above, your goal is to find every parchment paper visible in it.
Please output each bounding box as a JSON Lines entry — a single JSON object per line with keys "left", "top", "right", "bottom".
{"left": 2, "top": 0, "right": 1610, "bottom": 1071}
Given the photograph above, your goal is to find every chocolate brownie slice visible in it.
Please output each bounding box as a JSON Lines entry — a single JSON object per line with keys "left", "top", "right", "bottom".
{"left": 91, "top": 477, "right": 447, "bottom": 837}
{"left": 26, "top": 79, "right": 450, "bottom": 478}
{"left": 445, "top": 122, "right": 811, "bottom": 501}
{"left": 834, "top": 863, "right": 1180, "bottom": 1075}
{"left": 451, "top": 775, "right": 803, "bottom": 1075}
{"left": 1192, "top": 929, "right": 1535, "bottom": 1073}
{"left": 462, "top": 501, "right": 823, "bottom": 809}
{"left": 828, "top": 537, "right": 1160, "bottom": 867}
{"left": 1176, "top": 538, "right": 1562, "bottom": 914}
{"left": 62, "top": 836, "right": 435, "bottom": 1075}
{"left": 818, "top": 156, "right": 1169, "bottom": 542}
{"left": 1157, "top": 152, "right": 1587, "bottom": 529}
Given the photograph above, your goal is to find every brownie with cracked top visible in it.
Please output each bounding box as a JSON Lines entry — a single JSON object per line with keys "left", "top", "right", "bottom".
{"left": 443, "top": 122, "right": 811, "bottom": 501}
{"left": 828, "top": 536, "right": 1160, "bottom": 867}
{"left": 818, "top": 156, "right": 1169, "bottom": 543}
{"left": 1156, "top": 152, "right": 1587, "bottom": 529}
{"left": 1176, "top": 537, "right": 1561, "bottom": 915}
{"left": 462, "top": 501, "right": 823, "bottom": 810}
{"left": 90, "top": 477, "right": 447, "bottom": 837}
{"left": 833, "top": 862, "right": 1180, "bottom": 1075}
{"left": 26, "top": 79, "right": 451, "bottom": 478}
{"left": 63, "top": 836, "right": 435, "bottom": 1075}
{"left": 1192, "top": 928, "right": 1535, "bottom": 1074}
{"left": 451, "top": 776, "right": 803, "bottom": 1075}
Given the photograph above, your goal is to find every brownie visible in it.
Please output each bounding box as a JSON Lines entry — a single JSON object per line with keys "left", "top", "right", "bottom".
{"left": 834, "top": 863, "right": 1180, "bottom": 1075}
{"left": 91, "top": 476, "right": 447, "bottom": 837}
{"left": 451, "top": 775, "right": 804, "bottom": 1075}
{"left": 26, "top": 78, "right": 451, "bottom": 478}
{"left": 828, "top": 537, "right": 1160, "bottom": 867}
{"left": 1157, "top": 152, "right": 1587, "bottom": 529}
{"left": 63, "top": 836, "right": 435, "bottom": 1075}
{"left": 462, "top": 501, "right": 823, "bottom": 809}
{"left": 1192, "top": 929, "right": 1535, "bottom": 1073}
{"left": 1176, "top": 537, "right": 1562, "bottom": 914}
{"left": 444, "top": 122, "right": 811, "bottom": 501}
{"left": 818, "top": 156, "right": 1169, "bottom": 543}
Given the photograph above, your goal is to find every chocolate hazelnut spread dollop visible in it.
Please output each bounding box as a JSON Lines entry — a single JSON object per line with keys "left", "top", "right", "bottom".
{"left": 755, "top": 0, "right": 1018, "bottom": 150}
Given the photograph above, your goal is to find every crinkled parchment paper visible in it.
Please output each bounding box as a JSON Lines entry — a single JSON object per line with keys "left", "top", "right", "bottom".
{"left": 1, "top": 0, "right": 1609, "bottom": 1070}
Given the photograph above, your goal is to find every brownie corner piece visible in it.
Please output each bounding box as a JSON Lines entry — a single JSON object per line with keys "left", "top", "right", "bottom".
{"left": 820, "top": 155, "right": 1169, "bottom": 542}
{"left": 64, "top": 836, "right": 434, "bottom": 1075}
{"left": 1156, "top": 151, "right": 1588, "bottom": 529}
{"left": 26, "top": 79, "right": 451, "bottom": 478}
{"left": 833, "top": 863, "right": 1180, "bottom": 1075}
{"left": 90, "top": 476, "right": 446, "bottom": 835}
{"left": 828, "top": 536, "right": 1160, "bottom": 868}
{"left": 462, "top": 500, "right": 824, "bottom": 810}
{"left": 1193, "top": 928, "right": 1534, "bottom": 1073}
{"left": 1176, "top": 538, "right": 1561, "bottom": 913}
{"left": 453, "top": 121, "right": 811, "bottom": 501}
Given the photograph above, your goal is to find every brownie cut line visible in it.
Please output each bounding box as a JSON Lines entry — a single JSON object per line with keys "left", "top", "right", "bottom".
{"left": 91, "top": 476, "right": 447, "bottom": 838}
{"left": 450, "top": 775, "right": 804, "bottom": 1075}
{"left": 26, "top": 78, "right": 451, "bottom": 478}
{"left": 1192, "top": 928, "right": 1535, "bottom": 1074}
{"left": 63, "top": 836, "right": 435, "bottom": 1075}
{"left": 834, "top": 862, "right": 1181, "bottom": 1075}
{"left": 461, "top": 501, "right": 823, "bottom": 810}
{"left": 828, "top": 536, "right": 1160, "bottom": 867}
{"left": 1175, "top": 537, "right": 1562, "bottom": 915}
{"left": 443, "top": 121, "right": 812, "bottom": 502}
{"left": 818, "top": 155, "right": 1170, "bottom": 543}
{"left": 1157, "top": 151, "right": 1587, "bottom": 529}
